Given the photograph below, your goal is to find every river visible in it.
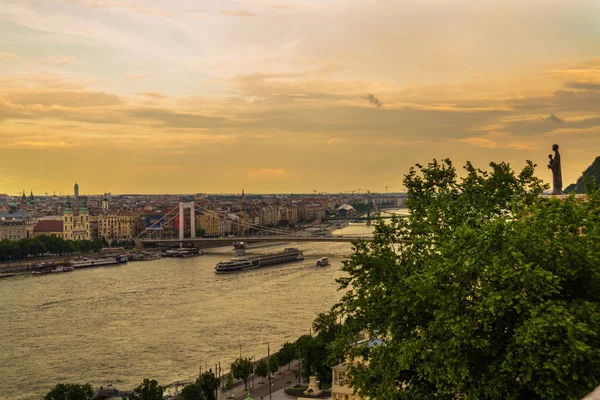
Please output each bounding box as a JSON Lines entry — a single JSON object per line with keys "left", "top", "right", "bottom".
{"left": 0, "top": 241, "right": 351, "bottom": 399}
{"left": 0, "top": 209, "right": 408, "bottom": 399}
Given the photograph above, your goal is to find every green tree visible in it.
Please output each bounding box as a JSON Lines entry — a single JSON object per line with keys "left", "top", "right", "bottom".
{"left": 268, "top": 354, "right": 279, "bottom": 375}
{"left": 44, "top": 383, "right": 94, "bottom": 400}
{"left": 231, "top": 357, "right": 253, "bottom": 390}
{"left": 126, "top": 379, "right": 163, "bottom": 400}
{"left": 181, "top": 371, "right": 220, "bottom": 400}
{"left": 295, "top": 334, "right": 328, "bottom": 382}
{"left": 335, "top": 159, "right": 600, "bottom": 399}
{"left": 277, "top": 342, "right": 297, "bottom": 370}
{"left": 255, "top": 359, "right": 268, "bottom": 383}
{"left": 312, "top": 310, "right": 341, "bottom": 345}
{"left": 225, "top": 374, "right": 234, "bottom": 398}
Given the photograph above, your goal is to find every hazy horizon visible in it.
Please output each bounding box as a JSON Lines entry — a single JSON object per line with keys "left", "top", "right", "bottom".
{"left": 1, "top": 0, "right": 599, "bottom": 194}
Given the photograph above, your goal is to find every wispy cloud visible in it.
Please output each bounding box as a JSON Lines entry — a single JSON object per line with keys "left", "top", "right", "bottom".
{"left": 0, "top": 52, "right": 19, "bottom": 61}
{"left": 137, "top": 92, "right": 167, "bottom": 99}
{"left": 39, "top": 56, "right": 86, "bottom": 65}
{"left": 126, "top": 72, "right": 152, "bottom": 80}
{"left": 218, "top": 10, "right": 258, "bottom": 17}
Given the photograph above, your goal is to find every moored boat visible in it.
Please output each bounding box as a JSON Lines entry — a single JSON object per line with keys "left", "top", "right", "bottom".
{"left": 216, "top": 248, "right": 304, "bottom": 273}
{"left": 70, "top": 255, "right": 128, "bottom": 269}
{"left": 162, "top": 248, "right": 202, "bottom": 257}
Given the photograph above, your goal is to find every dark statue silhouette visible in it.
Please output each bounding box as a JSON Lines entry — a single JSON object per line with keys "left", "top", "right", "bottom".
{"left": 548, "top": 144, "right": 562, "bottom": 195}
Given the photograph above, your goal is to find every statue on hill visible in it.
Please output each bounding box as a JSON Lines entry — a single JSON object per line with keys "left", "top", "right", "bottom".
{"left": 548, "top": 144, "right": 563, "bottom": 195}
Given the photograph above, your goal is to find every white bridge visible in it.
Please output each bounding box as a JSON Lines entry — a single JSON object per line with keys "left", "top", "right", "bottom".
{"left": 135, "top": 202, "right": 374, "bottom": 246}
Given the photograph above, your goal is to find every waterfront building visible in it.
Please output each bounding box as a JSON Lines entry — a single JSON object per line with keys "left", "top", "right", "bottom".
{"left": 33, "top": 219, "right": 64, "bottom": 238}
{"left": 98, "top": 212, "right": 134, "bottom": 241}
{"left": 0, "top": 210, "right": 35, "bottom": 241}
{"left": 198, "top": 210, "right": 220, "bottom": 236}
{"left": 63, "top": 197, "right": 91, "bottom": 241}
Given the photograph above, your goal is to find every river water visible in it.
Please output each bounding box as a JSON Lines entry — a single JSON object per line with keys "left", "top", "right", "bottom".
{"left": 0, "top": 210, "right": 407, "bottom": 399}
{"left": 0, "top": 241, "right": 352, "bottom": 399}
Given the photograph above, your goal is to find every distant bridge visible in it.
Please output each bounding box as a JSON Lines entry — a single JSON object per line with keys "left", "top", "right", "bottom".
{"left": 140, "top": 235, "right": 373, "bottom": 247}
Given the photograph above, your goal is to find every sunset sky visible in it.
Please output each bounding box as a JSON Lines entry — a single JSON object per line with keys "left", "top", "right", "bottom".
{"left": 1, "top": 0, "right": 599, "bottom": 194}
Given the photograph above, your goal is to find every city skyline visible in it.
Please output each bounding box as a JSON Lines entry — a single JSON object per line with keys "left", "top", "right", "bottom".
{"left": 1, "top": 0, "right": 600, "bottom": 194}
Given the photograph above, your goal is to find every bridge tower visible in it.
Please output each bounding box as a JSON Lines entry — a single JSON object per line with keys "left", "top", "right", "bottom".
{"left": 178, "top": 202, "right": 196, "bottom": 243}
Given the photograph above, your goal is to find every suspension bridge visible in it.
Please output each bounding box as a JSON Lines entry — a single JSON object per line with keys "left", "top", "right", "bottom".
{"left": 135, "top": 202, "right": 377, "bottom": 247}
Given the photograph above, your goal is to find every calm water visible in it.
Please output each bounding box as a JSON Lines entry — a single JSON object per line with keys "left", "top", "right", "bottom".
{"left": 0, "top": 242, "right": 350, "bottom": 399}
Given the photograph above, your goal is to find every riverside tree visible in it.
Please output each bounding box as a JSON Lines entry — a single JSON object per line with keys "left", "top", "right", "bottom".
{"left": 181, "top": 370, "right": 220, "bottom": 400}
{"left": 126, "top": 379, "right": 164, "bottom": 400}
{"left": 44, "top": 383, "right": 94, "bottom": 400}
{"left": 268, "top": 354, "right": 279, "bottom": 375}
{"left": 335, "top": 159, "right": 600, "bottom": 399}
{"left": 255, "top": 359, "right": 268, "bottom": 383}
{"left": 230, "top": 357, "right": 253, "bottom": 390}
{"left": 277, "top": 342, "right": 297, "bottom": 370}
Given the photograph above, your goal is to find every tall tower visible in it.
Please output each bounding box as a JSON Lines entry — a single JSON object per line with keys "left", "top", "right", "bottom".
{"left": 63, "top": 196, "right": 73, "bottom": 240}
{"left": 79, "top": 197, "right": 90, "bottom": 240}
{"left": 102, "top": 193, "right": 109, "bottom": 210}
{"left": 74, "top": 183, "right": 79, "bottom": 201}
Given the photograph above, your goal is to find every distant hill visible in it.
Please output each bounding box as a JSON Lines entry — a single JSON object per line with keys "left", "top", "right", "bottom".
{"left": 564, "top": 156, "right": 600, "bottom": 194}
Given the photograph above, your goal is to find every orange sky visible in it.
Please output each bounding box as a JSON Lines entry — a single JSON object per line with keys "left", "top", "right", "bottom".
{"left": 1, "top": 0, "right": 599, "bottom": 194}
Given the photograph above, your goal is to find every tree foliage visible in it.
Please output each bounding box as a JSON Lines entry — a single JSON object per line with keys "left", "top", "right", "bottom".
{"left": 230, "top": 357, "right": 253, "bottom": 390}
{"left": 44, "top": 383, "right": 94, "bottom": 400}
{"left": 225, "top": 374, "right": 234, "bottom": 398}
{"left": 0, "top": 235, "right": 104, "bottom": 261}
{"left": 126, "top": 379, "right": 164, "bottom": 400}
{"left": 277, "top": 342, "right": 297, "bottom": 370}
{"left": 181, "top": 371, "right": 220, "bottom": 400}
{"left": 255, "top": 359, "right": 268, "bottom": 382}
{"left": 268, "top": 354, "right": 279, "bottom": 374}
{"left": 335, "top": 159, "right": 600, "bottom": 399}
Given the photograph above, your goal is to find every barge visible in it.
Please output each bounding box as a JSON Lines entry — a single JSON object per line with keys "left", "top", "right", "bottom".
{"left": 162, "top": 247, "right": 202, "bottom": 257}
{"left": 71, "top": 255, "right": 128, "bottom": 269}
{"left": 215, "top": 248, "right": 304, "bottom": 273}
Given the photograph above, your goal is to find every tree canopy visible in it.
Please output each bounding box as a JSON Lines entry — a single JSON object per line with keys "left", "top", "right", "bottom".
{"left": 255, "top": 359, "right": 268, "bottom": 382}
{"left": 44, "top": 383, "right": 94, "bottom": 400}
{"left": 335, "top": 159, "right": 600, "bottom": 399}
{"left": 181, "top": 371, "right": 220, "bottom": 400}
{"left": 230, "top": 357, "right": 253, "bottom": 390}
{"left": 126, "top": 379, "right": 164, "bottom": 400}
{"left": 277, "top": 342, "right": 297, "bottom": 370}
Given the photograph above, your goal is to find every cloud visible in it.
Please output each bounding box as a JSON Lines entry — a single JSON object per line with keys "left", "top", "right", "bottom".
{"left": 565, "top": 80, "right": 600, "bottom": 91}
{"left": 126, "top": 72, "right": 152, "bottom": 80}
{"left": 219, "top": 10, "right": 258, "bottom": 17}
{"left": 40, "top": 56, "right": 86, "bottom": 65}
{"left": 137, "top": 92, "right": 167, "bottom": 99}
{"left": 545, "top": 114, "right": 564, "bottom": 124}
{"left": 0, "top": 52, "right": 19, "bottom": 61}
{"left": 247, "top": 168, "right": 287, "bottom": 178}
{"left": 456, "top": 137, "right": 498, "bottom": 148}
{"left": 363, "top": 93, "right": 383, "bottom": 108}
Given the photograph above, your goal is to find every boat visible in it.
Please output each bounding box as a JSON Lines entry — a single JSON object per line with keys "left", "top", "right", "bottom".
{"left": 70, "top": 255, "right": 128, "bottom": 269}
{"left": 141, "top": 252, "right": 161, "bottom": 261}
{"left": 162, "top": 247, "right": 202, "bottom": 257}
{"left": 215, "top": 248, "right": 304, "bottom": 273}
{"left": 233, "top": 241, "right": 247, "bottom": 250}
{"left": 316, "top": 257, "right": 329, "bottom": 266}
{"left": 31, "top": 265, "right": 74, "bottom": 275}
{"left": 0, "top": 273, "right": 16, "bottom": 279}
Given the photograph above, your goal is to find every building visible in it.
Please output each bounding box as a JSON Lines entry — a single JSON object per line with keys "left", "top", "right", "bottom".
{"left": 198, "top": 210, "right": 220, "bottom": 236}
{"left": 0, "top": 210, "right": 35, "bottom": 241}
{"left": 332, "top": 363, "right": 360, "bottom": 400}
{"left": 98, "top": 212, "right": 134, "bottom": 241}
{"left": 63, "top": 197, "right": 91, "bottom": 241}
{"left": 33, "top": 220, "right": 64, "bottom": 238}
